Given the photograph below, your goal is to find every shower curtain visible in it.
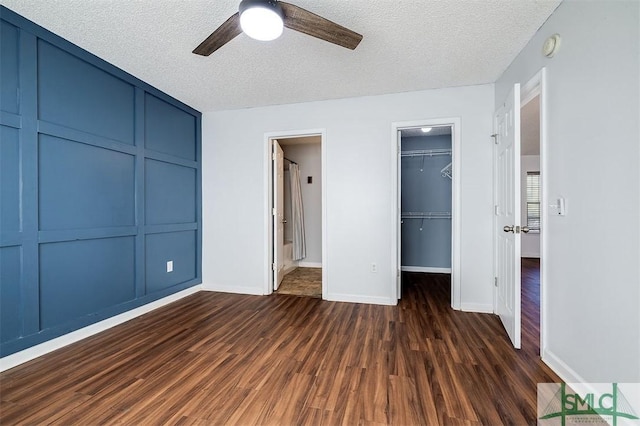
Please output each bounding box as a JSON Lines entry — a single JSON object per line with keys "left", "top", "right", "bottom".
{"left": 289, "top": 164, "right": 306, "bottom": 261}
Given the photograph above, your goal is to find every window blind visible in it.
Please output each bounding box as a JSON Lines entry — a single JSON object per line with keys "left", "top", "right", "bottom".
{"left": 526, "top": 171, "right": 540, "bottom": 230}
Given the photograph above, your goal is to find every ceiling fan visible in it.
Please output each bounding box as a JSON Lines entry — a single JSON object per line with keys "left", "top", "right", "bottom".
{"left": 193, "top": 0, "right": 363, "bottom": 56}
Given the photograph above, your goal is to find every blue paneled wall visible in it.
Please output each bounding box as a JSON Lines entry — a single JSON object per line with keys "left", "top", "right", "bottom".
{"left": 0, "top": 7, "right": 202, "bottom": 357}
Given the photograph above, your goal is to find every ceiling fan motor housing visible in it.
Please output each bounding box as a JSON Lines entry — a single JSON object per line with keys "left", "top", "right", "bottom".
{"left": 239, "top": 0, "right": 285, "bottom": 41}
{"left": 239, "top": 0, "right": 284, "bottom": 18}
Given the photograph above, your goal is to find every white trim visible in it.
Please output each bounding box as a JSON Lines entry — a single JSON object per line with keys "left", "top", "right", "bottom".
{"left": 401, "top": 266, "right": 452, "bottom": 274}
{"left": 460, "top": 303, "right": 494, "bottom": 313}
{"left": 521, "top": 253, "right": 541, "bottom": 259}
{"left": 391, "top": 118, "right": 461, "bottom": 309}
{"left": 0, "top": 285, "right": 202, "bottom": 372}
{"left": 297, "top": 261, "right": 322, "bottom": 268}
{"left": 325, "top": 293, "right": 395, "bottom": 306}
{"left": 540, "top": 351, "right": 627, "bottom": 412}
{"left": 203, "top": 283, "right": 264, "bottom": 295}
{"left": 520, "top": 68, "right": 548, "bottom": 358}
{"left": 542, "top": 347, "right": 588, "bottom": 385}
{"left": 283, "top": 263, "right": 298, "bottom": 275}
{"left": 264, "top": 129, "right": 327, "bottom": 299}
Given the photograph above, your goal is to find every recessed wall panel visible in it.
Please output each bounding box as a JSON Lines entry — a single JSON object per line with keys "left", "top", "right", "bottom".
{"left": 39, "top": 135, "right": 135, "bottom": 230}
{"left": 145, "top": 159, "right": 196, "bottom": 225}
{"left": 145, "top": 94, "right": 196, "bottom": 160}
{"left": 39, "top": 237, "right": 135, "bottom": 329}
{"left": 38, "top": 41, "right": 134, "bottom": 144}
{"left": 1, "top": 246, "right": 22, "bottom": 342}
{"left": 1, "top": 126, "right": 21, "bottom": 232}
{"left": 1, "top": 21, "right": 19, "bottom": 114}
{"left": 145, "top": 231, "right": 196, "bottom": 294}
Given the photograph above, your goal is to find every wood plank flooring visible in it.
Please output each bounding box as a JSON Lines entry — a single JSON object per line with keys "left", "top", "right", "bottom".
{"left": 1, "top": 262, "right": 559, "bottom": 425}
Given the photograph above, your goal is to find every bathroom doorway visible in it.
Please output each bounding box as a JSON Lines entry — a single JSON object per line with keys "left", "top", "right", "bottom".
{"left": 266, "top": 132, "right": 325, "bottom": 298}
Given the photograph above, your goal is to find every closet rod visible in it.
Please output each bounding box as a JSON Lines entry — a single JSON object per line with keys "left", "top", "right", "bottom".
{"left": 284, "top": 157, "right": 297, "bottom": 165}
{"left": 401, "top": 211, "right": 451, "bottom": 219}
{"left": 400, "top": 149, "right": 451, "bottom": 158}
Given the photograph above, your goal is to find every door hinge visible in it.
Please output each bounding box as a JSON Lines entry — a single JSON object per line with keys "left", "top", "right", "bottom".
{"left": 272, "top": 263, "right": 277, "bottom": 271}
{"left": 272, "top": 208, "right": 276, "bottom": 216}
{"left": 494, "top": 277, "right": 498, "bottom": 287}
{"left": 272, "top": 153, "right": 277, "bottom": 160}
{"left": 491, "top": 134, "right": 499, "bottom": 144}
{"left": 494, "top": 205, "right": 499, "bottom": 215}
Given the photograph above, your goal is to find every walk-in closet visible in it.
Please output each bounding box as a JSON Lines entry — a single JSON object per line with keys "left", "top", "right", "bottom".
{"left": 400, "top": 127, "right": 452, "bottom": 274}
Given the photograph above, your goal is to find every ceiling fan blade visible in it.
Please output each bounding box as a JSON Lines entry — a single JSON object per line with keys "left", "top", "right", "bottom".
{"left": 279, "top": 2, "right": 362, "bottom": 50}
{"left": 193, "top": 12, "right": 242, "bottom": 56}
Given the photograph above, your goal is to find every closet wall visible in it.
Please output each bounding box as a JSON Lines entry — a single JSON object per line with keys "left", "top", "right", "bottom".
{"left": 401, "top": 134, "right": 452, "bottom": 271}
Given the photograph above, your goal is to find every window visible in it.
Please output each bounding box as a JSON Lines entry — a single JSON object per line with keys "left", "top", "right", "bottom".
{"left": 526, "top": 172, "right": 540, "bottom": 231}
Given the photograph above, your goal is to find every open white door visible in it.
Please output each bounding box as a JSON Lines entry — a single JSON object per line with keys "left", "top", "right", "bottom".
{"left": 494, "top": 84, "right": 522, "bottom": 349}
{"left": 273, "top": 140, "right": 285, "bottom": 290}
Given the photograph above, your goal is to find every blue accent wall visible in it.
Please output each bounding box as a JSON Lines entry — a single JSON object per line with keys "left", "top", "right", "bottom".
{"left": 0, "top": 6, "right": 202, "bottom": 357}
{"left": 401, "top": 135, "right": 452, "bottom": 269}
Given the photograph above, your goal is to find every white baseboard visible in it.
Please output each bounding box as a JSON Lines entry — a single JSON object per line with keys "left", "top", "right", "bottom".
{"left": 401, "top": 266, "right": 452, "bottom": 273}
{"left": 325, "top": 293, "right": 396, "bottom": 306}
{"left": 542, "top": 347, "right": 588, "bottom": 384}
{"left": 0, "top": 285, "right": 202, "bottom": 372}
{"left": 460, "top": 303, "right": 494, "bottom": 313}
{"left": 521, "top": 253, "right": 541, "bottom": 259}
{"left": 283, "top": 264, "right": 298, "bottom": 275}
{"left": 202, "top": 283, "right": 264, "bottom": 296}
{"left": 297, "top": 261, "right": 322, "bottom": 268}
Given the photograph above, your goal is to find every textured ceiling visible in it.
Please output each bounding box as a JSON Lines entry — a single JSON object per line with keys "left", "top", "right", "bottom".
{"left": 0, "top": 0, "right": 561, "bottom": 112}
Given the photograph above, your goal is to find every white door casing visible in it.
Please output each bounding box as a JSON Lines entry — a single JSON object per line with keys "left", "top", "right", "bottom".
{"left": 494, "top": 84, "right": 522, "bottom": 349}
{"left": 273, "top": 140, "right": 285, "bottom": 290}
{"left": 391, "top": 118, "right": 461, "bottom": 307}
{"left": 397, "top": 130, "right": 402, "bottom": 299}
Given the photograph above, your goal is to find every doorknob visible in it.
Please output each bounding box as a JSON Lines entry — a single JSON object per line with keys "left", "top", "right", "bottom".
{"left": 521, "top": 226, "right": 530, "bottom": 233}
{"left": 503, "top": 225, "right": 514, "bottom": 233}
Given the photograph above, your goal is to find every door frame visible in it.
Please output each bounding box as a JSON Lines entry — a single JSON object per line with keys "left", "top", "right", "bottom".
{"left": 519, "top": 68, "right": 548, "bottom": 356}
{"left": 391, "top": 118, "right": 462, "bottom": 308}
{"left": 263, "top": 129, "right": 327, "bottom": 297}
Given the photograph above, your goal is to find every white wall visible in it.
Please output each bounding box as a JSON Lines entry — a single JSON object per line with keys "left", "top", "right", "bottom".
{"left": 202, "top": 84, "right": 495, "bottom": 307}
{"left": 496, "top": 0, "right": 639, "bottom": 382}
{"left": 521, "top": 155, "right": 540, "bottom": 258}
{"left": 282, "top": 143, "right": 322, "bottom": 265}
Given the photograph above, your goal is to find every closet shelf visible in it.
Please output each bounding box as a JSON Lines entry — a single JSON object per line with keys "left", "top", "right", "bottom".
{"left": 401, "top": 211, "right": 451, "bottom": 219}
{"left": 401, "top": 149, "right": 451, "bottom": 158}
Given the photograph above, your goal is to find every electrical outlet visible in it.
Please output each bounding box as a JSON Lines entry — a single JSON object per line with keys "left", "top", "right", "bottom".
{"left": 166, "top": 260, "right": 173, "bottom": 273}
{"left": 371, "top": 263, "right": 377, "bottom": 273}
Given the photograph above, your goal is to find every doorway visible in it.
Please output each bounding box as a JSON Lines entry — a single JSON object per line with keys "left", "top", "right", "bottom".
{"left": 392, "top": 118, "right": 461, "bottom": 307}
{"left": 520, "top": 77, "right": 544, "bottom": 354}
{"left": 265, "top": 131, "right": 326, "bottom": 298}
{"left": 493, "top": 69, "right": 547, "bottom": 353}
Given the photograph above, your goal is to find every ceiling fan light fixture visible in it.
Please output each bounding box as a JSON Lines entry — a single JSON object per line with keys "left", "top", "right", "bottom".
{"left": 239, "top": 0, "right": 284, "bottom": 41}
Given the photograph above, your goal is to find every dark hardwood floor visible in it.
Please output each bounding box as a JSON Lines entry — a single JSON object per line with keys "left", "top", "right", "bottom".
{"left": 1, "top": 261, "right": 557, "bottom": 425}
